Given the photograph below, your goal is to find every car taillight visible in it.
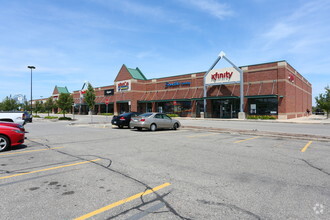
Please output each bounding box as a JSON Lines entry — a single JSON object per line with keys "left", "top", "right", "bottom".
{"left": 120, "top": 117, "right": 125, "bottom": 120}
{"left": 140, "top": 118, "right": 145, "bottom": 122}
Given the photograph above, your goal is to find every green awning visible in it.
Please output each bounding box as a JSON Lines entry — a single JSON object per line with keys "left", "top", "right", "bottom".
{"left": 204, "top": 96, "right": 239, "bottom": 100}
{"left": 116, "top": 100, "right": 130, "bottom": 103}
{"left": 139, "top": 99, "right": 191, "bottom": 103}
{"left": 154, "top": 99, "right": 191, "bottom": 102}
{"left": 191, "top": 98, "right": 204, "bottom": 101}
{"left": 96, "top": 102, "right": 114, "bottom": 105}
{"left": 138, "top": 100, "right": 153, "bottom": 103}
{"left": 245, "top": 95, "right": 278, "bottom": 99}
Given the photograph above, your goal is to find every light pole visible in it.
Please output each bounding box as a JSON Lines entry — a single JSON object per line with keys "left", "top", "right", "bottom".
{"left": 27, "top": 66, "right": 36, "bottom": 115}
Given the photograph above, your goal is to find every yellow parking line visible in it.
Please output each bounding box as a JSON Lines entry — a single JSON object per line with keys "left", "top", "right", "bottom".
{"left": 74, "top": 182, "right": 171, "bottom": 220}
{"left": 234, "top": 136, "right": 260, "bottom": 143}
{"left": 0, "top": 147, "right": 64, "bottom": 156}
{"left": 187, "top": 133, "right": 218, "bottom": 138}
{"left": 301, "top": 141, "right": 313, "bottom": 152}
{"left": 0, "top": 159, "right": 100, "bottom": 180}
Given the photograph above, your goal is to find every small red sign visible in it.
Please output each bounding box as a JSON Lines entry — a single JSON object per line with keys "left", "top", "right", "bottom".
{"left": 105, "top": 99, "right": 109, "bottom": 105}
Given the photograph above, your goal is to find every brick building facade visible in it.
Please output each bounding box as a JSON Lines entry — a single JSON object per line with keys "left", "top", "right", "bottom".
{"left": 71, "top": 61, "right": 312, "bottom": 119}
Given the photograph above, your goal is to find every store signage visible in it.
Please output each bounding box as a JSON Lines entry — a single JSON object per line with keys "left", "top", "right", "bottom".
{"left": 104, "top": 89, "right": 114, "bottom": 96}
{"left": 205, "top": 67, "right": 240, "bottom": 85}
{"left": 211, "top": 71, "right": 233, "bottom": 81}
{"left": 288, "top": 74, "right": 295, "bottom": 82}
{"left": 116, "top": 80, "right": 131, "bottom": 92}
{"left": 165, "top": 81, "right": 191, "bottom": 87}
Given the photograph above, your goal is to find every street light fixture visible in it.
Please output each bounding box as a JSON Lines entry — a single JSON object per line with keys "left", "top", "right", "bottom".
{"left": 27, "top": 66, "right": 36, "bottom": 115}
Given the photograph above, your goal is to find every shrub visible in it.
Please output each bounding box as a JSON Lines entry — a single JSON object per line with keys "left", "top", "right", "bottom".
{"left": 247, "top": 115, "right": 276, "bottom": 120}
{"left": 44, "top": 116, "right": 58, "bottom": 119}
{"left": 167, "top": 114, "right": 179, "bottom": 117}
{"left": 58, "top": 117, "right": 72, "bottom": 120}
{"left": 99, "top": 113, "right": 114, "bottom": 116}
{"left": 33, "top": 115, "right": 41, "bottom": 118}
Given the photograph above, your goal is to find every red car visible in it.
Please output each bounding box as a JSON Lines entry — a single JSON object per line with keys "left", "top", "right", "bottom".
{"left": 0, "top": 125, "right": 25, "bottom": 152}
{"left": 0, "top": 121, "right": 25, "bottom": 132}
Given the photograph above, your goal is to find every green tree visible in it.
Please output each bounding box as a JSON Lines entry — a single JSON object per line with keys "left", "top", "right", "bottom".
{"left": 1, "top": 96, "right": 19, "bottom": 111}
{"left": 315, "top": 86, "right": 330, "bottom": 118}
{"left": 34, "top": 100, "right": 43, "bottom": 116}
{"left": 56, "top": 93, "right": 74, "bottom": 117}
{"left": 21, "top": 100, "right": 31, "bottom": 112}
{"left": 84, "top": 83, "right": 96, "bottom": 114}
{"left": 44, "top": 97, "right": 56, "bottom": 116}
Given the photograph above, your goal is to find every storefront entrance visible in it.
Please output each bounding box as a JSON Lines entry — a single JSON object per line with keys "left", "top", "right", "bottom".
{"left": 212, "top": 99, "right": 239, "bottom": 118}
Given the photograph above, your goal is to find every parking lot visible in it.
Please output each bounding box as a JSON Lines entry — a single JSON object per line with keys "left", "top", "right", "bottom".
{"left": 1, "top": 119, "right": 329, "bottom": 219}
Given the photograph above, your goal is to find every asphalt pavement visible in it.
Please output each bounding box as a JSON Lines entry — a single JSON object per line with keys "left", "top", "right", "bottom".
{"left": 36, "top": 114, "right": 330, "bottom": 141}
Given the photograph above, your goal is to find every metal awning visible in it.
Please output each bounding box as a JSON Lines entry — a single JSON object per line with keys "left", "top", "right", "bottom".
{"left": 138, "top": 100, "right": 153, "bottom": 103}
{"left": 96, "top": 102, "right": 114, "bottom": 105}
{"left": 191, "top": 98, "right": 204, "bottom": 101}
{"left": 116, "top": 100, "right": 130, "bottom": 103}
{"left": 153, "top": 99, "right": 191, "bottom": 102}
{"left": 245, "top": 95, "right": 278, "bottom": 99}
{"left": 138, "top": 99, "right": 191, "bottom": 103}
{"left": 204, "top": 96, "right": 239, "bottom": 100}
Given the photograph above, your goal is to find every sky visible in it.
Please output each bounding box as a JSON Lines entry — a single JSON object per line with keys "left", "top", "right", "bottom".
{"left": 0, "top": 0, "right": 329, "bottom": 105}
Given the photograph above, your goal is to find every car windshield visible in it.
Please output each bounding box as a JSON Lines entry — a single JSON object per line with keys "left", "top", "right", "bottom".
{"left": 140, "top": 113, "right": 153, "bottom": 117}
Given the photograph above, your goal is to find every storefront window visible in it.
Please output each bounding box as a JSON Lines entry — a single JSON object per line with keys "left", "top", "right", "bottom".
{"left": 248, "top": 98, "right": 278, "bottom": 115}
{"left": 174, "top": 101, "right": 191, "bottom": 117}
{"left": 156, "top": 101, "right": 192, "bottom": 116}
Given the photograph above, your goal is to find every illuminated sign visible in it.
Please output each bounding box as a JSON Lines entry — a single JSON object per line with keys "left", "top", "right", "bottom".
{"left": 116, "top": 80, "right": 131, "bottom": 92}
{"left": 205, "top": 67, "right": 240, "bottom": 85}
{"left": 165, "top": 81, "right": 191, "bottom": 87}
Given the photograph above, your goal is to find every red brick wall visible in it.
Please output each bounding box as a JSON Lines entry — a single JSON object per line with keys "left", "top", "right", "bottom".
{"left": 70, "top": 62, "right": 312, "bottom": 119}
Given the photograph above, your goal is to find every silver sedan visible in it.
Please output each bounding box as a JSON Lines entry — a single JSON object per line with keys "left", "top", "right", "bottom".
{"left": 130, "top": 113, "right": 181, "bottom": 131}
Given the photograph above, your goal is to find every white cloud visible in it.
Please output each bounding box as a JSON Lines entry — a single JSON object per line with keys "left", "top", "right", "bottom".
{"left": 261, "top": 0, "right": 330, "bottom": 53}
{"left": 181, "top": 0, "right": 232, "bottom": 19}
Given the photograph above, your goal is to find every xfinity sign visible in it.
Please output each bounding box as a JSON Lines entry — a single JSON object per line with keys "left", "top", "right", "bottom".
{"left": 205, "top": 67, "right": 240, "bottom": 85}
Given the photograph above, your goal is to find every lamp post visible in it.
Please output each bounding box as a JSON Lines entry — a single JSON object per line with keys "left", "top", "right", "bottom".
{"left": 27, "top": 66, "right": 36, "bottom": 115}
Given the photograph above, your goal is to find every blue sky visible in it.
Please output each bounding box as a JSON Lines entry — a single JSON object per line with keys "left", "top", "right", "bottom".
{"left": 0, "top": 0, "right": 329, "bottom": 105}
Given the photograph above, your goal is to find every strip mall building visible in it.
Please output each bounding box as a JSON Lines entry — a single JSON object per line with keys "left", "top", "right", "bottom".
{"left": 70, "top": 60, "right": 312, "bottom": 119}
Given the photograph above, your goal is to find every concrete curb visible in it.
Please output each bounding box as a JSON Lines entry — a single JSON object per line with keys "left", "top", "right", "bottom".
{"left": 182, "top": 126, "right": 330, "bottom": 142}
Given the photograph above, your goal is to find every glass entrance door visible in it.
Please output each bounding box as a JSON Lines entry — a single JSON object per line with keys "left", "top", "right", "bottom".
{"left": 212, "top": 99, "right": 239, "bottom": 118}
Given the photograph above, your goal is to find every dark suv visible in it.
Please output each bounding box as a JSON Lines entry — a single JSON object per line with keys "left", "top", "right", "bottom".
{"left": 111, "top": 112, "right": 140, "bottom": 128}
{"left": 23, "top": 111, "right": 32, "bottom": 123}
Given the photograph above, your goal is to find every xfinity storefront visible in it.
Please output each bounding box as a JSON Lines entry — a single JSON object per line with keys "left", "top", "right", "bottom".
{"left": 204, "top": 66, "right": 242, "bottom": 119}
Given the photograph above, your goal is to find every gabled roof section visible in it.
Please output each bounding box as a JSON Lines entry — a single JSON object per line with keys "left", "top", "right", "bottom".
{"left": 127, "top": 67, "right": 147, "bottom": 80}
{"left": 56, "top": 86, "right": 70, "bottom": 94}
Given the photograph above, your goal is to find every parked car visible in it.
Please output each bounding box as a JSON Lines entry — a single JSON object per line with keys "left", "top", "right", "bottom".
{"left": 111, "top": 112, "right": 141, "bottom": 128}
{"left": 130, "top": 112, "right": 181, "bottom": 131}
{"left": 23, "top": 111, "right": 33, "bottom": 123}
{"left": 0, "top": 121, "right": 25, "bottom": 133}
{"left": 0, "top": 125, "right": 25, "bottom": 152}
{"left": 0, "top": 111, "right": 26, "bottom": 125}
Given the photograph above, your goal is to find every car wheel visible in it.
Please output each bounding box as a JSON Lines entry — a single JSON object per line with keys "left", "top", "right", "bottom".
{"left": 173, "top": 123, "right": 179, "bottom": 130}
{"left": 0, "top": 135, "right": 10, "bottom": 152}
{"left": 150, "top": 124, "right": 157, "bottom": 131}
